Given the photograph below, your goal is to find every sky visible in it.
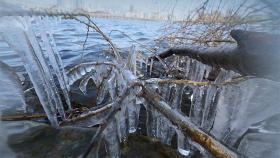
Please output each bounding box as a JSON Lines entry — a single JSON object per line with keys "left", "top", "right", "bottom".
{"left": 1, "top": 0, "right": 259, "bottom": 20}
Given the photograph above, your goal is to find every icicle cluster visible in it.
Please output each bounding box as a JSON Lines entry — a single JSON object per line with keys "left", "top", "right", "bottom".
{"left": 0, "top": 17, "right": 71, "bottom": 126}
{"left": 0, "top": 15, "right": 279, "bottom": 158}
{"left": 143, "top": 55, "right": 280, "bottom": 158}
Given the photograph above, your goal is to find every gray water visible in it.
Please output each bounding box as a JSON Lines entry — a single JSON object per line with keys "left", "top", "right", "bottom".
{"left": 0, "top": 17, "right": 163, "bottom": 70}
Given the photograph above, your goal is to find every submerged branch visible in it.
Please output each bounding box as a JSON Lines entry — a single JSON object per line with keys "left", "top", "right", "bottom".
{"left": 1, "top": 114, "right": 47, "bottom": 121}
{"left": 140, "top": 86, "right": 238, "bottom": 158}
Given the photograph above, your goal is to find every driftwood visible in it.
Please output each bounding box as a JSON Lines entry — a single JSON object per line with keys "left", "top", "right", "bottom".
{"left": 156, "top": 30, "right": 280, "bottom": 81}
{"left": 140, "top": 86, "right": 238, "bottom": 158}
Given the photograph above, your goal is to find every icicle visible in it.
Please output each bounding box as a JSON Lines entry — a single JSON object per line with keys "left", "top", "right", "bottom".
{"left": 25, "top": 18, "right": 65, "bottom": 120}
{"left": 145, "top": 102, "right": 174, "bottom": 144}
{"left": 46, "top": 23, "right": 71, "bottom": 91}
{"left": 107, "top": 71, "right": 117, "bottom": 100}
{"left": 189, "top": 86, "right": 207, "bottom": 126}
{"left": 156, "top": 114, "right": 174, "bottom": 144}
{"left": 67, "top": 62, "right": 115, "bottom": 86}
{"left": 145, "top": 58, "right": 149, "bottom": 73}
{"left": 176, "top": 130, "right": 190, "bottom": 157}
{"left": 170, "top": 85, "right": 184, "bottom": 110}
{"left": 39, "top": 23, "right": 72, "bottom": 110}
{"left": 104, "top": 119, "right": 120, "bottom": 158}
{"left": 126, "top": 94, "right": 140, "bottom": 133}
{"left": 115, "top": 101, "right": 129, "bottom": 142}
{"left": 149, "top": 58, "right": 154, "bottom": 76}
{"left": 91, "top": 65, "right": 103, "bottom": 88}
{"left": 79, "top": 73, "right": 94, "bottom": 95}
{"left": 184, "top": 57, "right": 191, "bottom": 78}
{"left": 126, "top": 45, "right": 137, "bottom": 75}
{"left": 0, "top": 17, "right": 59, "bottom": 125}
{"left": 67, "top": 63, "right": 95, "bottom": 86}
{"left": 116, "top": 70, "right": 126, "bottom": 96}
{"left": 200, "top": 86, "right": 219, "bottom": 130}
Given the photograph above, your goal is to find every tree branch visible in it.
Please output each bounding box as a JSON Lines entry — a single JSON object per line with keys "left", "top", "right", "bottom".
{"left": 140, "top": 86, "right": 238, "bottom": 158}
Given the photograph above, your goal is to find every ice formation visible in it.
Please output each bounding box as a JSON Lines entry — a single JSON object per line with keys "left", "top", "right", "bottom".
{"left": 0, "top": 13, "right": 279, "bottom": 158}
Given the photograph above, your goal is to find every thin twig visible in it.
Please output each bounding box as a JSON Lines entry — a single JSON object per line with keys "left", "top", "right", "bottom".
{"left": 60, "top": 103, "right": 113, "bottom": 125}
{"left": 83, "top": 20, "right": 90, "bottom": 50}
{"left": 80, "top": 18, "right": 90, "bottom": 63}
{"left": 67, "top": 15, "right": 121, "bottom": 60}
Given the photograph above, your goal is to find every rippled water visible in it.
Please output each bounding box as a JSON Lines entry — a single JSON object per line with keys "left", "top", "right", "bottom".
{"left": 0, "top": 17, "right": 164, "bottom": 71}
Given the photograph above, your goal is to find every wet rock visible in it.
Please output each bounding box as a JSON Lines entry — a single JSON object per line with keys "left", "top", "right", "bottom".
{"left": 121, "top": 134, "right": 183, "bottom": 158}
{"left": 70, "top": 78, "right": 97, "bottom": 109}
{"left": 8, "top": 125, "right": 104, "bottom": 158}
{"left": 136, "top": 104, "right": 147, "bottom": 136}
{"left": 7, "top": 123, "right": 187, "bottom": 158}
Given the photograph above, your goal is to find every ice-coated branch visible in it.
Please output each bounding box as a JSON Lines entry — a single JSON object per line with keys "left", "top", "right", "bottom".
{"left": 79, "top": 82, "right": 140, "bottom": 158}
{"left": 156, "top": 30, "right": 280, "bottom": 81}
{"left": 140, "top": 86, "right": 238, "bottom": 158}
{"left": 144, "top": 76, "right": 252, "bottom": 87}
{"left": 66, "top": 61, "right": 117, "bottom": 86}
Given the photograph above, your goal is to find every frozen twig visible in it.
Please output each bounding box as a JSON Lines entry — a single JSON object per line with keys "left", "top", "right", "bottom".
{"left": 66, "top": 61, "right": 117, "bottom": 75}
{"left": 144, "top": 76, "right": 252, "bottom": 87}
{"left": 60, "top": 103, "right": 113, "bottom": 125}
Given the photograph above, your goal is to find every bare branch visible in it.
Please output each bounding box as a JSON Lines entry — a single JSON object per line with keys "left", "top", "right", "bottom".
{"left": 66, "top": 15, "right": 121, "bottom": 60}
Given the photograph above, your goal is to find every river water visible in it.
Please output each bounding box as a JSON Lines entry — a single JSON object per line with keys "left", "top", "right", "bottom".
{"left": 0, "top": 17, "right": 164, "bottom": 71}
